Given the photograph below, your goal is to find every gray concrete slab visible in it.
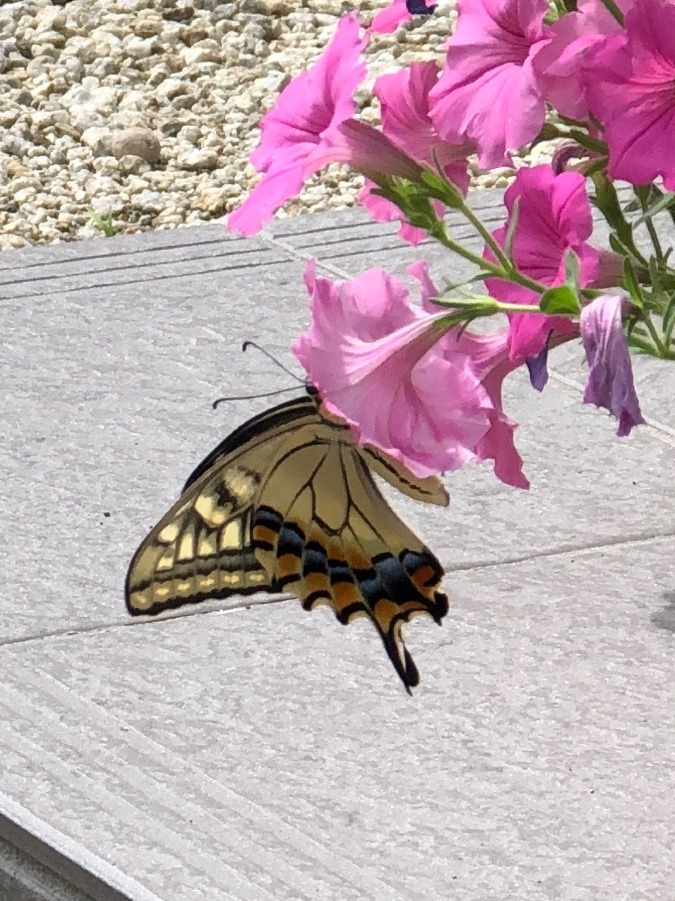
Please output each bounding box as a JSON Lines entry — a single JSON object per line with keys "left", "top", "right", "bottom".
{"left": 1, "top": 201, "right": 674, "bottom": 900}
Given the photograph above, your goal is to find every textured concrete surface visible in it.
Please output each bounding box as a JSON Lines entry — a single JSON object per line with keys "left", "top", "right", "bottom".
{"left": 1, "top": 198, "right": 674, "bottom": 900}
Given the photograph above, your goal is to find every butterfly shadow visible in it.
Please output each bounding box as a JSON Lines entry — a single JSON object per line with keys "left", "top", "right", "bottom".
{"left": 650, "top": 589, "right": 675, "bottom": 633}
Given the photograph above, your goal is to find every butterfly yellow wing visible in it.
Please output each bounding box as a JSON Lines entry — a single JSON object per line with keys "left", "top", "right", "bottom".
{"left": 126, "top": 392, "right": 449, "bottom": 691}
{"left": 126, "top": 396, "right": 318, "bottom": 614}
{"left": 249, "top": 415, "right": 448, "bottom": 692}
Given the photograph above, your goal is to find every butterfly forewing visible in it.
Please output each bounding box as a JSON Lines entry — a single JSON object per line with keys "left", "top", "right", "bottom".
{"left": 126, "top": 398, "right": 319, "bottom": 616}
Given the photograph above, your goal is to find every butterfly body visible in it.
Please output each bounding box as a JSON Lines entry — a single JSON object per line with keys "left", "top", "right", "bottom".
{"left": 126, "top": 391, "right": 449, "bottom": 692}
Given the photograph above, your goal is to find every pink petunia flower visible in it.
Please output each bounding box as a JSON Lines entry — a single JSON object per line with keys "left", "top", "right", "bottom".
{"left": 360, "top": 61, "right": 473, "bottom": 244}
{"left": 532, "top": 0, "right": 630, "bottom": 120}
{"left": 429, "top": 0, "right": 552, "bottom": 169}
{"left": 583, "top": 0, "right": 675, "bottom": 189}
{"left": 227, "top": 14, "right": 367, "bottom": 236}
{"left": 410, "top": 261, "right": 529, "bottom": 487}
{"left": 369, "top": 0, "right": 437, "bottom": 34}
{"left": 485, "top": 165, "right": 601, "bottom": 364}
{"left": 580, "top": 294, "right": 645, "bottom": 436}
{"left": 304, "top": 118, "right": 425, "bottom": 185}
{"left": 293, "top": 259, "right": 529, "bottom": 488}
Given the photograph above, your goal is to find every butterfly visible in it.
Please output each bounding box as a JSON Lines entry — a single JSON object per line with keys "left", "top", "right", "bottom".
{"left": 125, "top": 387, "right": 449, "bottom": 692}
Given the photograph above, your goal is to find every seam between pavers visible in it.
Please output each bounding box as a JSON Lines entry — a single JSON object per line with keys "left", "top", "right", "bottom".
{"left": 0, "top": 796, "right": 164, "bottom": 901}
{"left": 2, "top": 529, "right": 673, "bottom": 653}
{"left": 543, "top": 370, "right": 675, "bottom": 442}
{"left": 0, "top": 714, "right": 279, "bottom": 901}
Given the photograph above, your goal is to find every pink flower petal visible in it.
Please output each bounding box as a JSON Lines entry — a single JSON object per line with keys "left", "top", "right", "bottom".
{"left": 357, "top": 62, "right": 471, "bottom": 242}
{"left": 532, "top": 0, "right": 628, "bottom": 119}
{"left": 409, "top": 261, "right": 529, "bottom": 486}
{"left": 227, "top": 14, "right": 367, "bottom": 235}
{"left": 484, "top": 165, "right": 600, "bottom": 363}
{"left": 294, "top": 260, "right": 529, "bottom": 487}
{"left": 429, "top": 0, "right": 551, "bottom": 168}
{"left": 584, "top": 0, "right": 675, "bottom": 189}
{"left": 294, "top": 261, "right": 490, "bottom": 477}
{"left": 369, "top": 0, "right": 436, "bottom": 34}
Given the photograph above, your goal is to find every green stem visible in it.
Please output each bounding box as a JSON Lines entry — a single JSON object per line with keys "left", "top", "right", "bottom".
{"left": 433, "top": 295, "right": 542, "bottom": 316}
{"left": 432, "top": 220, "right": 550, "bottom": 297}
{"left": 639, "top": 311, "right": 667, "bottom": 355}
{"left": 458, "top": 200, "right": 512, "bottom": 270}
{"left": 596, "top": 0, "right": 624, "bottom": 25}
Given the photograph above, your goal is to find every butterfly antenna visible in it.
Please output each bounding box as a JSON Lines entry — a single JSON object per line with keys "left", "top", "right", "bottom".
{"left": 212, "top": 341, "right": 306, "bottom": 409}
{"left": 241, "top": 340, "right": 305, "bottom": 383}
{"left": 212, "top": 385, "right": 301, "bottom": 409}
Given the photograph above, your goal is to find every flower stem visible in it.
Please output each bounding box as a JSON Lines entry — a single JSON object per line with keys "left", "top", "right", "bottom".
{"left": 432, "top": 217, "right": 549, "bottom": 296}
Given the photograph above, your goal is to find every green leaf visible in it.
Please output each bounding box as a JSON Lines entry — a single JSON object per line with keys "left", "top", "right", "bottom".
{"left": 622, "top": 258, "right": 644, "bottom": 308}
{"left": 87, "top": 209, "right": 117, "bottom": 237}
{"left": 663, "top": 294, "right": 675, "bottom": 347}
{"left": 420, "top": 170, "right": 465, "bottom": 209}
{"left": 371, "top": 179, "right": 439, "bottom": 232}
{"left": 590, "top": 171, "right": 637, "bottom": 254}
{"left": 440, "top": 272, "right": 495, "bottom": 294}
{"left": 563, "top": 248, "right": 581, "bottom": 289}
{"left": 502, "top": 196, "right": 520, "bottom": 262}
{"left": 539, "top": 285, "right": 581, "bottom": 315}
{"left": 633, "top": 189, "right": 675, "bottom": 227}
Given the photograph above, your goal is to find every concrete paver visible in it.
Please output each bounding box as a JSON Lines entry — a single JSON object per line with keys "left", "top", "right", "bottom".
{"left": 1, "top": 202, "right": 673, "bottom": 899}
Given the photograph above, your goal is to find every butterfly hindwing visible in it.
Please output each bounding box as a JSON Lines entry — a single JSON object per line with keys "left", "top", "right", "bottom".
{"left": 250, "top": 417, "right": 449, "bottom": 692}
{"left": 126, "top": 391, "right": 449, "bottom": 691}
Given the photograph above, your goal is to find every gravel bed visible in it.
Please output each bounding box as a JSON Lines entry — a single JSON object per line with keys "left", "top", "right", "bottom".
{"left": 1, "top": 0, "right": 523, "bottom": 250}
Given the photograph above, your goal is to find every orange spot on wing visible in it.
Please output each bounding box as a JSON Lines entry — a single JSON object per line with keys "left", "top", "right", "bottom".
{"left": 410, "top": 564, "right": 437, "bottom": 591}
{"left": 345, "top": 548, "right": 372, "bottom": 571}
{"left": 373, "top": 599, "right": 399, "bottom": 632}
{"left": 252, "top": 525, "right": 278, "bottom": 545}
{"left": 332, "top": 580, "right": 361, "bottom": 612}
{"left": 277, "top": 553, "right": 302, "bottom": 579}
{"left": 303, "top": 572, "right": 330, "bottom": 595}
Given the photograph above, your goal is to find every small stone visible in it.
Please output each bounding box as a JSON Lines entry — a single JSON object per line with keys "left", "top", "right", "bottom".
{"left": 80, "top": 126, "right": 112, "bottom": 156}
{"left": 111, "top": 127, "right": 161, "bottom": 164}
{"left": 164, "top": 5, "right": 195, "bottom": 22}
{"left": 182, "top": 41, "right": 221, "bottom": 66}
{"left": 116, "top": 154, "right": 153, "bottom": 174}
{"left": 133, "top": 190, "right": 167, "bottom": 214}
{"left": 177, "top": 125, "right": 201, "bottom": 145}
{"left": 179, "top": 148, "right": 219, "bottom": 171}
{"left": 5, "top": 159, "right": 30, "bottom": 177}
{"left": 177, "top": 24, "right": 210, "bottom": 46}
{"left": 194, "top": 187, "right": 230, "bottom": 216}
{"left": 1, "top": 234, "right": 29, "bottom": 249}
{"left": 0, "top": 108, "right": 20, "bottom": 128}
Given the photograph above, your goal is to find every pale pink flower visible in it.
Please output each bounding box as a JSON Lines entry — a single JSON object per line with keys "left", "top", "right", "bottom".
{"left": 532, "top": 0, "right": 630, "bottom": 120}
{"left": 485, "top": 165, "right": 601, "bottom": 364}
{"left": 369, "top": 0, "right": 437, "bottom": 34}
{"left": 411, "top": 262, "right": 529, "bottom": 487}
{"left": 360, "top": 61, "right": 472, "bottom": 244}
{"left": 429, "top": 0, "right": 552, "bottom": 168}
{"left": 580, "top": 295, "right": 645, "bottom": 436}
{"left": 294, "top": 260, "right": 529, "bottom": 488}
{"left": 227, "top": 14, "right": 367, "bottom": 236}
{"left": 584, "top": 0, "right": 675, "bottom": 189}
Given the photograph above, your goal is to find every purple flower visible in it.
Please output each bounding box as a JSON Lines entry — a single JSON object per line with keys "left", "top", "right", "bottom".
{"left": 580, "top": 295, "right": 645, "bottom": 436}
{"left": 369, "top": 0, "right": 437, "bottom": 34}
